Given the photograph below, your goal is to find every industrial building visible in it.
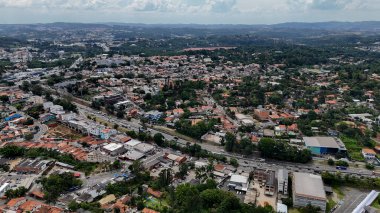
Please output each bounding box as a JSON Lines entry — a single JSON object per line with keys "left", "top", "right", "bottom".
{"left": 292, "top": 172, "right": 326, "bottom": 212}
{"left": 13, "top": 159, "right": 51, "bottom": 174}
{"left": 102, "top": 143, "right": 126, "bottom": 156}
{"left": 228, "top": 174, "right": 249, "bottom": 192}
{"left": 303, "top": 137, "right": 347, "bottom": 155}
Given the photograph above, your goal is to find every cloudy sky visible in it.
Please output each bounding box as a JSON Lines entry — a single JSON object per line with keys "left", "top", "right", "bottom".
{"left": 0, "top": 0, "right": 379, "bottom": 24}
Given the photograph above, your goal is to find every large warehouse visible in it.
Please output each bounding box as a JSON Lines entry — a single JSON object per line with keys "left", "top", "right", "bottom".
{"left": 292, "top": 172, "right": 327, "bottom": 212}
{"left": 303, "top": 137, "right": 347, "bottom": 155}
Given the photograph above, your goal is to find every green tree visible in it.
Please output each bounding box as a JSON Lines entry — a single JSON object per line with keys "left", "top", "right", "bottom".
{"left": 153, "top": 133, "right": 165, "bottom": 146}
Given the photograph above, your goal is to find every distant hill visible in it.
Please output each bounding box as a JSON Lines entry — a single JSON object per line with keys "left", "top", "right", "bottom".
{"left": 1, "top": 21, "right": 380, "bottom": 32}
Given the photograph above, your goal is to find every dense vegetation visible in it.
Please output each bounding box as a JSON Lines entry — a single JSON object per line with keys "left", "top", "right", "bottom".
{"left": 0, "top": 146, "right": 97, "bottom": 174}
{"left": 258, "top": 138, "right": 312, "bottom": 163}
{"left": 40, "top": 172, "right": 82, "bottom": 203}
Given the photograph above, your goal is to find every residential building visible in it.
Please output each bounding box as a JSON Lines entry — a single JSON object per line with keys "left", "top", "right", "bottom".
{"left": 362, "top": 148, "right": 377, "bottom": 159}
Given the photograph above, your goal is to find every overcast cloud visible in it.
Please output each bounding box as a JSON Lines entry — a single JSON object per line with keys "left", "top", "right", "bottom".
{"left": 0, "top": 0, "right": 379, "bottom": 24}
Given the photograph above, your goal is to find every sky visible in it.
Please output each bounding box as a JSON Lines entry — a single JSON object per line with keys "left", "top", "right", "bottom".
{"left": 0, "top": 0, "right": 380, "bottom": 24}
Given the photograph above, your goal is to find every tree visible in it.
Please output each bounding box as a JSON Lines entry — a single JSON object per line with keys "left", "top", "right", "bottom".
{"left": 5, "top": 186, "right": 28, "bottom": 199}
{"left": 225, "top": 132, "right": 236, "bottom": 152}
{"left": 24, "top": 133, "right": 34, "bottom": 141}
{"left": 157, "top": 168, "right": 173, "bottom": 189}
{"left": 177, "top": 163, "right": 189, "bottom": 179}
{"left": 328, "top": 159, "right": 335, "bottom": 166}
{"left": 41, "top": 172, "right": 82, "bottom": 203}
{"left": 153, "top": 133, "right": 165, "bottom": 146}
{"left": 174, "top": 184, "right": 202, "bottom": 213}
{"left": 129, "top": 160, "right": 144, "bottom": 177}
{"left": 230, "top": 158, "right": 239, "bottom": 168}
{"left": 0, "top": 95, "right": 9, "bottom": 103}
{"left": 113, "top": 124, "right": 119, "bottom": 129}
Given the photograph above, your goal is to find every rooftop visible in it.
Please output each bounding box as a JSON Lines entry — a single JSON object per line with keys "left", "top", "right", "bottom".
{"left": 293, "top": 172, "right": 326, "bottom": 201}
{"left": 303, "top": 136, "right": 345, "bottom": 150}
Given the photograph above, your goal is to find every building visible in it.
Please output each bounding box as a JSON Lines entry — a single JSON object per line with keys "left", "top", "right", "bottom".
{"left": 13, "top": 159, "right": 51, "bottom": 174}
{"left": 86, "top": 150, "right": 115, "bottom": 163}
{"left": 292, "top": 172, "right": 326, "bottom": 212}
{"left": 0, "top": 183, "right": 10, "bottom": 196}
{"left": 134, "top": 143, "right": 155, "bottom": 154}
{"left": 102, "top": 143, "right": 126, "bottom": 156}
{"left": 362, "top": 148, "right": 377, "bottom": 159}
{"left": 228, "top": 174, "right": 249, "bottom": 192}
{"left": 265, "top": 170, "right": 276, "bottom": 196}
{"left": 278, "top": 169, "right": 288, "bottom": 195}
{"left": 120, "top": 150, "right": 145, "bottom": 161}
{"left": 124, "top": 139, "right": 141, "bottom": 150}
{"left": 277, "top": 203, "right": 288, "bottom": 213}
{"left": 144, "top": 110, "right": 163, "bottom": 121}
{"left": 352, "top": 190, "right": 380, "bottom": 213}
{"left": 303, "top": 137, "right": 347, "bottom": 155}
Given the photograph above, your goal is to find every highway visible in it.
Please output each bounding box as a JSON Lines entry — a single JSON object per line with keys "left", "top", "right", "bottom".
{"left": 75, "top": 102, "right": 376, "bottom": 178}
{"left": 42, "top": 85, "right": 377, "bottom": 178}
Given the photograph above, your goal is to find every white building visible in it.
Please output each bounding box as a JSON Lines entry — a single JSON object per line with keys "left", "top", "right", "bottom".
{"left": 0, "top": 183, "right": 10, "bottom": 196}
{"left": 228, "top": 174, "right": 249, "bottom": 192}
{"left": 125, "top": 139, "right": 141, "bottom": 150}
{"left": 102, "top": 143, "right": 126, "bottom": 156}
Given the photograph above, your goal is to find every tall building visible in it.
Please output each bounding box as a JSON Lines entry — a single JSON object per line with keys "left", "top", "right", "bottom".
{"left": 278, "top": 169, "right": 288, "bottom": 195}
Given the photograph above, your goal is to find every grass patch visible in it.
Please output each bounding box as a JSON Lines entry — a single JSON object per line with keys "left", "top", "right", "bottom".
{"left": 144, "top": 196, "right": 169, "bottom": 212}
{"left": 326, "top": 197, "right": 337, "bottom": 212}
{"left": 288, "top": 208, "right": 301, "bottom": 213}
{"left": 340, "top": 136, "right": 365, "bottom": 161}
{"left": 332, "top": 185, "right": 345, "bottom": 199}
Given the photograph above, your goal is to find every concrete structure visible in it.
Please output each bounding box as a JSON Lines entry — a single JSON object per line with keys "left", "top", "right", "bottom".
{"left": 14, "top": 159, "right": 50, "bottom": 174}
{"left": 120, "top": 150, "right": 145, "bottom": 161}
{"left": 86, "top": 150, "right": 115, "bottom": 163}
{"left": 102, "top": 143, "right": 126, "bottom": 156}
{"left": 134, "top": 143, "right": 154, "bottom": 154}
{"left": 292, "top": 172, "right": 326, "bottom": 212}
{"left": 0, "top": 183, "right": 10, "bottom": 196}
{"left": 277, "top": 203, "right": 288, "bottom": 213}
{"left": 228, "top": 174, "right": 249, "bottom": 192}
{"left": 278, "top": 169, "right": 288, "bottom": 195}
{"left": 352, "top": 190, "right": 379, "bottom": 213}
{"left": 303, "top": 137, "right": 347, "bottom": 155}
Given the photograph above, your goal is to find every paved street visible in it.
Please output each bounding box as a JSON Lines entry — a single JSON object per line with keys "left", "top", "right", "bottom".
{"left": 334, "top": 188, "right": 368, "bottom": 213}
{"left": 75, "top": 102, "right": 376, "bottom": 178}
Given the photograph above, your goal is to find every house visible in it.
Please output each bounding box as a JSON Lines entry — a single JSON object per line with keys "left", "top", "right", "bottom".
{"left": 144, "top": 110, "right": 163, "bottom": 121}
{"left": 254, "top": 109, "right": 270, "bottom": 121}
{"left": 362, "top": 148, "right": 377, "bottom": 159}
{"left": 100, "top": 128, "right": 117, "bottom": 140}
{"left": 147, "top": 188, "right": 162, "bottom": 198}
{"left": 292, "top": 173, "right": 326, "bottom": 212}
{"left": 142, "top": 208, "right": 160, "bottom": 213}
